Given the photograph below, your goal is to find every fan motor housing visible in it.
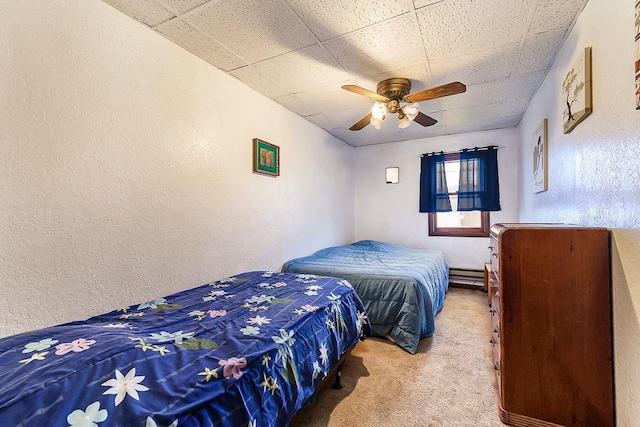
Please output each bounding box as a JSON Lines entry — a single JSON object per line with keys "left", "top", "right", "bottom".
{"left": 377, "top": 78, "right": 411, "bottom": 100}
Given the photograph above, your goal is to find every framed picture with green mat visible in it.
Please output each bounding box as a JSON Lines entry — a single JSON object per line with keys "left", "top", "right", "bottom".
{"left": 252, "top": 138, "right": 279, "bottom": 176}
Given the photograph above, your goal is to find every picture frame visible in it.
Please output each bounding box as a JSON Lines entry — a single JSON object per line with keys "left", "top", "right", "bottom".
{"left": 252, "top": 138, "right": 279, "bottom": 177}
{"left": 532, "top": 119, "right": 548, "bottom": 194}
{"left": 562, "top": 47, "right": 592, "bottom": 133}
{"left": 385, "top": 167, "right": 400, "bottom": 184}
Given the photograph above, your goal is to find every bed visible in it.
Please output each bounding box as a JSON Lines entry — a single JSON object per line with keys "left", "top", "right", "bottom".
{"left": 282, "top": 240, "right": 449, "bottom": 354}
{"left": 0, "top": 271, "right": 369, "bottom": 427}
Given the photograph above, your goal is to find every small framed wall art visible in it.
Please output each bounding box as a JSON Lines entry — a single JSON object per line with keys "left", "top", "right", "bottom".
{"left": 532, "top": 119, "right": 548, "bottom": 193}
{"left": 562, "top": 47, "right": 592, "bottom": 133}
{"left": 252, "top": 138, "right": 279, "bottom": 176}
{"left": 385, "top": 167, "right": 399, "bottom": 184}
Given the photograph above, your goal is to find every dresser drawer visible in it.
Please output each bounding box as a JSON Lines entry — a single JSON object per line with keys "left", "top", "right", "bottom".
{"left": 489, "top": 237, "right": 499, "bottom": 275}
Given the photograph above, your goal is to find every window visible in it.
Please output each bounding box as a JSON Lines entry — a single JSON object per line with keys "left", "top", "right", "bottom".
{"left": 428, "top": 153, "right": 490, "bottom": 237}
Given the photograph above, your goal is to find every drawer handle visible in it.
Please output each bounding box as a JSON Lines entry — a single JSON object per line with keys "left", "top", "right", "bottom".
{"left": 489, "top": 308, "right": 495, "bottom": 314}
{"left": 490, "top": 337, "right": 496, "bottom": 346}
{"left": 495, "top": 291, "right": 499, "bottom": 298}
{"left": 491, "top": 252, "right": 498, "bottom": 258}
{"left": 494, "top": 362, "right": 500, "bottom": 371}
{"left": 494, "top": 326, "right": 499, "bottom": 334}
{"left": 488, "top": 245, "right": 494, "bottom": 250}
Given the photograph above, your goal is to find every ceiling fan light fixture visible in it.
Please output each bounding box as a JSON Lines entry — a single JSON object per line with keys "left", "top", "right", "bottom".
{"left": 403, "top": 103, "right": 420, "bottom": 121}
{"left": 371, "top": 102, "right": 388, "bottom": 120}
{"left": 370, "top": 116, "right": 384, "bottom": 129}
{"left": 398, "top": 115, "right": 412, "bottom": 129}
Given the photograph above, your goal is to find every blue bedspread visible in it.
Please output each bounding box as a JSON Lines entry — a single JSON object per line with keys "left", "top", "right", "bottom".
{"left": 0, "top": 271, "right": 369, "bottom": 427}
{"left": 282, "top": 240, "right": 449, "bottom": 354}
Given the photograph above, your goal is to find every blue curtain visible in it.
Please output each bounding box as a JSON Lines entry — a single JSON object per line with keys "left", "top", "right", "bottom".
{"left": 419, "top": 153, "right": 452, "bottom": 213}
{"left": 457, "top": 147, "right": 501, "bottom": 211}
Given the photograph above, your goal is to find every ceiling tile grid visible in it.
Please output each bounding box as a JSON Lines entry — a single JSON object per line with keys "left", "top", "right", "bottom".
{"left": 323, "top": 14, "right": 425, "bottom": 77}
{"left": 528, "top": 0, "right": 589, "bottom": 34}
{"left": 184, "top": 0, "right": 318, "bottom": 64}
{"left": 273, "top": 94, "right": 320, "bottom": 117}
{"left": 294, "top": 82, "right": 372, "bottom": 115}
{"left": 429, "top": 43, "right": 520, "bottom": 86}
{"left": 102, "top": 0, "right": 590, "bottom": 146}
{"left": 229, "top": 66, "right": 290, "bottom": 99}
{"left": 284, "top": 0, "right": 411, "bottom": 42}
{"left": 253, "top": 44, "right": 352, "bottom": 94}
{"left": 157, "top": 0, "right": 209, "bottom": 15}
{"left": 513, "top": 28, "right": 568, "bottom": 75}
{"left": 441, "top": 79, "right": 509, "bottom": 111}
{"left": 416, "top": 0, "right": 531, "bottom": 60}
{"left": 104, "top": 0, "right": 175, "bottom": 26}
{"left": 155, "top": 18, "right": 246, "bottom": 71}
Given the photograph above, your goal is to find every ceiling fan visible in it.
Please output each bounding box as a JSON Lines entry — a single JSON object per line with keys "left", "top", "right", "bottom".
{"left": 341, "top": 78, "right": 466, "bottom": 131}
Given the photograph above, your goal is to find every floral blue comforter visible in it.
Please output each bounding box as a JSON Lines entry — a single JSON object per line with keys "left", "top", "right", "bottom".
{"left": 0, "top": 271, "right": 369, "bottom": 427}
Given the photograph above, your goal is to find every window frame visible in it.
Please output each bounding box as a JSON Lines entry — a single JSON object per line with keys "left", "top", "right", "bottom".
{"left": 427, "top": 153, "right": 490, "bottom": 238}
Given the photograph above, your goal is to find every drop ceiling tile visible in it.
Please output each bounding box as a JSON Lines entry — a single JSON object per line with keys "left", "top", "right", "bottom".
{"left": 513, "top": 29, "right": 567, "bottom": 75}
{"left": 295, "top": 83, "right": 372, "bottom": 115}
{"left": 494, "top": 115, "right": 523, "bottom": 128}
{"left": 254, "top": 45, "right": 352, "bottom": 94}
{"left": 104, "top": 0, "right": 175, "bottom": 26}
{"left": 528, "top": 0, "right": 587, "bottom": 34}
{"left": 286, "top": 0, "right": 410, "bottom": 41}
{"left": 507, "top": 70, "right": 547, "bottom": 99}
{"left": 274, "top": 94, "right": 320, "bottom": 117}
{"left": 414, "top": 0, "right": 444, "bottom": 8}
{"left": 157, "top": 0, "right": 209, "bottom": 14}
{"left": 344, "top": 138, "right": 368, "bottom": 147}
{"left": 446, "top": 113, "right": 521, "bottom": 135}
{"left": 364, "top": 132, "right": 406, "bottom": 145}
{"left": 501, "top": 97, "right": 531, "bottom": 117}
{"left": 305, "top": 113, "right": 334, "bottom": 130}
{"left": 186, "top": 0, "right": 316, "bottom": 64}
{"left": 328, "top": 127, "right": 360, "bottom": 141}
{"left": 313, "top": 106, "right": 376, "bottom": 131}
{"left": 441, "top": 79, "right": 508, "bottom": 110}
{"left": 429, "top": 43, "right": 519, "bottom": 86}
{"left": 417, "top": 0, "right": 531, "bottom": 60}
{"left": 442, "top": 103, "right": 503, "bottom": 127}
{"left": 155, "top": 19, "right": 246, "bottom": 71}
{"left": 230, "top": 66, "right": 290, "bottom": 98}
{"left": 324, "top": 15, "right": 425, "bottom": 77}
{"left": 399, "top": 123, "right": 447, "bottom": 141}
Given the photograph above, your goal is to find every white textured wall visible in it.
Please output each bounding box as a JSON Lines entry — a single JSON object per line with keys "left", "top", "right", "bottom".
{"left": 0, "top": 0, "right": 355, "bottom": 337}
{"left": 516, "top": 0, "right": 640, "bottom": 424}
{"left": 354, "top": 128, "right": 519, "bottom": 269}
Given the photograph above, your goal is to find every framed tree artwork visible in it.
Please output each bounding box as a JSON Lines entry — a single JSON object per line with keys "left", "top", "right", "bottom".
{"left": 252, "top": 138, "right": 280, "bottom": 176}
{"left": 635, "top": 1, "right": 639, "bottom": 109}
{"left": 562, "top": 47, "right": 592, "bottom": 133}
{"left": 533, "top": 119, "right": 548, "bottom": 193}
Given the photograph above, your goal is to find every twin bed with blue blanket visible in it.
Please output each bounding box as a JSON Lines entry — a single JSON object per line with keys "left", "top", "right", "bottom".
{"left": 283, "top": 240, "right": 449, "bottom": 354}
{"left": 0, "top": 271, "right": 369, "bottom": 427}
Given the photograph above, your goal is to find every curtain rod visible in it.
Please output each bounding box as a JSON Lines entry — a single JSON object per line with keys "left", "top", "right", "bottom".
{"left": 419, "top": 145, "right": 505, "bottom": 157}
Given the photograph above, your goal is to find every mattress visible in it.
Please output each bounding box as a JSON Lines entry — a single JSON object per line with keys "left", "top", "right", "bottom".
{"left": 0, "top": 271, "right": 369, "bottom": 427}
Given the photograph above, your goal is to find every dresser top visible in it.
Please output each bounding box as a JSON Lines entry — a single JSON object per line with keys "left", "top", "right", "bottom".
{"left": 490, "top": 223, "right": 609, "bottom": 237}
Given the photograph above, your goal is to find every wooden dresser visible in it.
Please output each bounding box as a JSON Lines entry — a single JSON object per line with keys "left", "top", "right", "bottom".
{"left": 488, "top": 224, "right": 614, "bottom": 427}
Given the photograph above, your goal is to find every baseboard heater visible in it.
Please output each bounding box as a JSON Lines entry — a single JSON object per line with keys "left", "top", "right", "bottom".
{"left": 449, "top": 267, "right": 484, "bottom": 289}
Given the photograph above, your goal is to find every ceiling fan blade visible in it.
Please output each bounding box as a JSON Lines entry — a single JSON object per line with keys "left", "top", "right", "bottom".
{"left": 342, "top": 85, "right": 390, "bottom": 102}
{"left": 349, "top": 113, "right": 373, "bottom": 131}
{"left": 413, "top": 112, "right": 438, "bottom": 127}
{"left": 404, "top": 82, "right": 466, "bottom": 103}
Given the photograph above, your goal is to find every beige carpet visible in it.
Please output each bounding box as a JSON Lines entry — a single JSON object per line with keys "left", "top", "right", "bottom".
{"left": 291, "top": 288, "right": 502, "bottom": 427}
